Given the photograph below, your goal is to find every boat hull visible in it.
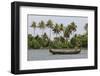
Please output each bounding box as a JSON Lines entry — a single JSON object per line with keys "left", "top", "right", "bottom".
{"left": 49, "top": 49, "right": 81, "bottom": 54}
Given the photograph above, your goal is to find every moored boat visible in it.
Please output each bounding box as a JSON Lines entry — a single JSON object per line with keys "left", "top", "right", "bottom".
{"left": 49, "top": 48, "right": 81, "bottom": 54}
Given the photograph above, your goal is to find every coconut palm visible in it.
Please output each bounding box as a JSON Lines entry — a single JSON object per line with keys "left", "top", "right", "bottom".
{"left": 64, "top": 22, "right": 77, "bottom": 40}
{"left": 64, "top": 26, "right": 70, "bottom": 40}
{"left": 31, "top": 21, "right": 36, "bottom": 36}
{"left": 84, "top": 23, "right": 88, "bottom": 31}
{"left": 39, "top": 20, "right": 45, "bottom": 35}
{"left": 67, "top": 22, "right": 77, "bottom": 35}
{"left": 70, "top": 22, "right": 77, "bottom": 32}
{"left": 53, "top": 23, "right": 60, "bottom": 37}
{"left": 46, "top": 19, "right": 53, "bottom": 38}
{"left": 59, "top": 23, "right": 64, "bottom": 37}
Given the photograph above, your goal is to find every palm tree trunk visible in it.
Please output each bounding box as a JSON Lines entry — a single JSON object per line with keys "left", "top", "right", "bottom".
{"left": 40, "top": 28, "right": 42, "bottom": 36}
{"left": 42, "top": 29, "right": 44, "bottom": 35}
{"left": 62, "top": 31, "right": 64, "bottom": 37}
{"left": 50, "top": 28, "right": 51, "bottom": 39}
{"left": 34, "top": 28, "right": 35, "bottom": 37}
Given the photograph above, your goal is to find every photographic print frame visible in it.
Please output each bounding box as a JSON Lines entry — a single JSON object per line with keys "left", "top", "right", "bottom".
{"left": 11, "top": 1, "right": 98, "bottom": 74}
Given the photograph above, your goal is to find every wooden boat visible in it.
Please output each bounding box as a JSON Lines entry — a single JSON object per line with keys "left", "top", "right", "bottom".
{"left": 49, "top": 48, "right": 81, "bottom": 54}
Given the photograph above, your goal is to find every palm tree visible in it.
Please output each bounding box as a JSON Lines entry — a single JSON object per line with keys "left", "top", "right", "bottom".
{"left": 70, "top": 22, "right": 77, "bottom": 32}
{"left": 39, "top": 20, "right": 45, "bottom": 35}
{"left": 84, "top": 23, "right": 88, "bottom": 35}
{"left": 64, "top": 22, "right": 77, "bottom": 40}
{"left": 64, "top": 26, "right": 70, "bottom": 40}
{"left": 46, "top": 19, "right": 53, "bottom": 38}
{"left": 31, "top": 21, "right": 36, "bottom": 36}
{"left": 84, "top": 23, "right": 88, "bottom": 31}
{"left": 59, "top": 23, "right": 64, "bottom": 37}
{"left": 53, "top": 23, "right": 60, "bottom": 37}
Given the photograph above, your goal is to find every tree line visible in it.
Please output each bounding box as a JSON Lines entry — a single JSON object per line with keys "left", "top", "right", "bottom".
{"left": 28, "top": 19, "right": 88, "bottom": 49}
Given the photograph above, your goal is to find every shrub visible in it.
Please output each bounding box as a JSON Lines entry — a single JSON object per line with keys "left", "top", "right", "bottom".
{"left": 31, "top": 39, "right": 41, "bottom": 49}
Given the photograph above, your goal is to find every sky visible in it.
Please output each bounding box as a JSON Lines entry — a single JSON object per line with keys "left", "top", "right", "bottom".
{"left": 27, "top": 14, "right": 88, "bottom": 40}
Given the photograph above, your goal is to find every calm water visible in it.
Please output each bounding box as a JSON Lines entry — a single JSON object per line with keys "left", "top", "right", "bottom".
{"left": 27, "top": 49, "right": 88, "bottom": 61}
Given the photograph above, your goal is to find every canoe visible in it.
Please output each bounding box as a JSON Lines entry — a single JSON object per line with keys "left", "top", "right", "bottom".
{"left": 49, "top": 48, "right": 81, "bottom": 54}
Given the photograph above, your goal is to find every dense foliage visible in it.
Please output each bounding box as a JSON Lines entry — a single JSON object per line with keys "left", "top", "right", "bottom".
{"left": 28, "top": 19, "right": 88, "bottom": 49}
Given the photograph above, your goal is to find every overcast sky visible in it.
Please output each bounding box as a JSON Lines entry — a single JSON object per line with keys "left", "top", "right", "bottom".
{"left": 27, "top": 14, "right": 88, "bottom": 40}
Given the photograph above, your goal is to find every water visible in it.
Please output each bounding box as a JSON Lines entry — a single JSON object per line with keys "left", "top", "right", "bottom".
{"left": 28, "top": 49, "right": 88, "bottom": 61}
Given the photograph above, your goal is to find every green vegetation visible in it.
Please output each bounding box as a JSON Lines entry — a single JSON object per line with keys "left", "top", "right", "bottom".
{"left": 28, "top": 20, "right": 88, "bottom": 49}
{"left": 31, "top": 21, "right": 36, "bottom": 36}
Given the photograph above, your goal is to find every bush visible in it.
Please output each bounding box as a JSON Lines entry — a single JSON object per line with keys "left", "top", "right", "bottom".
{"left": 41, "top": 39, "right": 49, "bottom": 48}
{"left": 31, "top": 39, "right": 41, "bottom": 49}
{"left": 28, "top": 33, "right": 88, "bottom": 49}
{"left": 28, "top": 34, "right": 34, "bottom": 49}
{"left": 50, "top": 40, "right": 65, "bottom": 49}
{"left": 28, "top": 40, "right": 33, "bottom": 49}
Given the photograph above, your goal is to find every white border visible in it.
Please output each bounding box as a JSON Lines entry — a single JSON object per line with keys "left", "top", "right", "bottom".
{"left": 20, "top": 6, "right": 95, "bottom": 70}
